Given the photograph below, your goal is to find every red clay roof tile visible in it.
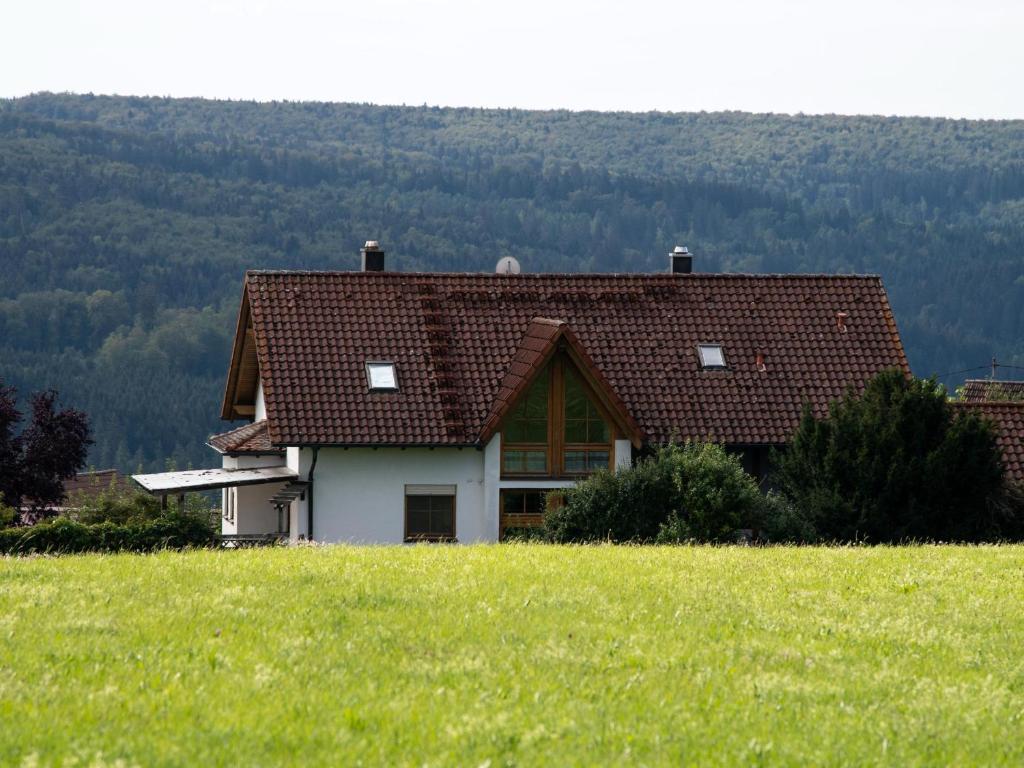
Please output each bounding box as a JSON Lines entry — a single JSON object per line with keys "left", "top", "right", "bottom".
{"left": 954, "top": 401, "right": 1024, "bottom": 485}
{"left": 235, "top": 271, "right": 910, "bottom": 447}
{"left": 208, "top": 419, "right": 278, "bottom": 454}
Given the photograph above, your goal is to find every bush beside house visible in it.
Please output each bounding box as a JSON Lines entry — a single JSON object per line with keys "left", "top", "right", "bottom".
{"left": 772, "top": 369, "right": 1022, "bottom": 543}
{"left": 0, "top": 511, "right": 218, "bottom": 555}
{"left": 0, "top": 484, "right": 219, "bottom": 555}
{"left": 543, "top": 443, "right": 763, "bottom": 543}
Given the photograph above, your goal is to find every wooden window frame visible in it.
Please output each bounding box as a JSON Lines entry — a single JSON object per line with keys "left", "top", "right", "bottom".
{"left": 404, "top": 487, "right": 457, "bottom": 543}
{"left": 499, "top": 488, "right": 561, "bottom": 540}
{"left": 501, "top": 352, "right": 616, "bottom": 479}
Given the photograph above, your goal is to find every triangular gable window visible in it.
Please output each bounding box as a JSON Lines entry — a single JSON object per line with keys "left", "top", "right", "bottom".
{"left": 501, "top": 356, "right": 613, "bottom": 478}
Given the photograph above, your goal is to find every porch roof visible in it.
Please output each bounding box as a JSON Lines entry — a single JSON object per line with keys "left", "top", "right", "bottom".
{"left": 132, "top": 466, "right": 298, "bottom": 495}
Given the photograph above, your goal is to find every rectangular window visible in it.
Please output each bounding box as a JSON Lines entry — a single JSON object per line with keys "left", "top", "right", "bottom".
{"left": 502, "top": 449, "right": 548, "bottom": 474}
{"left": 366, "top": 361, "right": 398, "bottom": 391}
{"left": 564, "top": 450, "right": 610, "bottom": 474}
{"left": 499, "top": 489, "right": 558, "bottom": 540}
{"left": 697, "top": 344, "right": 726, "bottom": 369}
{"left": 405, "top": 485, "right": 456, "bottom": 542}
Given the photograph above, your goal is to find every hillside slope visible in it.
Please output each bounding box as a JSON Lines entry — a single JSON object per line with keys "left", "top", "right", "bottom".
{"left": 1, "top": 93, "right": 1023, "bottom": 470}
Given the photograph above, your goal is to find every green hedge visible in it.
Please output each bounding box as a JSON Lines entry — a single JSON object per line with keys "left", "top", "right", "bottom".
{"left": 0, "top": 513, "right": 218, "bottom": 555}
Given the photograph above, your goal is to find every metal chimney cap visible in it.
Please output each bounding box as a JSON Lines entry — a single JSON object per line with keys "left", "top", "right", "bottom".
{"left": 363, "top": 240, "right": 381, "bottom": 250}
{"left": 672, "top": 245, "right": 690, "bottom": 255}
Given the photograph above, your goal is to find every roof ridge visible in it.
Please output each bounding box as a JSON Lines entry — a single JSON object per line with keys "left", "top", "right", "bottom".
{"left": 245, "top": 270, "right": 885, "bottom": 280}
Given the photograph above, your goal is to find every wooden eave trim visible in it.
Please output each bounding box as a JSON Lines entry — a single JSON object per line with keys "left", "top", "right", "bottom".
{"left": 877, "top": 276, "right": 911, "bottom": 378}
{"left": 479, "top": 325, "right": 645, "bottom": 449}
{"left": 220, "top": 280, "right": 253, "bottom": 420}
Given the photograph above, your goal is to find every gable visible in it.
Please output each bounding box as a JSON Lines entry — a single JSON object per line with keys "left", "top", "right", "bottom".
{"left": 232, "top": 271, "right": 910, "bottom": 447}
{"left": 479, "top": 317, "right": 643, "bottom": 448}
{"left": 221, "top": 284, "right": 261, "bottom": 420}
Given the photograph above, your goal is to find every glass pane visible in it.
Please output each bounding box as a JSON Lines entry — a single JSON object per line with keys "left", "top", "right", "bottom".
{"left": 367, "top": 362, "right": 397, "bottom": 389}
{"left": 431, "top": 506, "right": 454, "bottom": 536}
{"left": 525, "top": 451, "right": 547, "bottom": 472}
{"left": 504, "top": 368, "right": 549, "bottom": 445}
{"left": 586, "top": 451, "right": 610, "bottom": 470}
{"left": 564, "top": 371, "right": 587, "bottom": 419}
{"left": 524, "top": 419, "right": 547, "bottom": 443}
{"left": 503, "top": 451, "right": 524, "bottom": 473}
{"left": 504, "top": 450, "right": 547, "bottom": 473}
{"left": 407, "top": 506, "right": 431, "bottom": 536}
{"left": 406, "top": 495, "right": 431, "bottom": 515}
{"left": 698, "top": 344, "right": 726, "bottom": 368}
{"left": 502, "top": 491, "right": 525, "bottom": 514}
{"left": 431, "top": 495, "right": 454, "bottom": 515}
{"left": 565, "top": 419, "right": 588, "bottom": 443}
{"left": 590, "top": 418, "right": 610, "bottom": 443}
{"left": 504, "top": 421, "right": 528, "bottom": 443}
{"left": 523, "top": 492, "right": 546, "bottom": 515}
{"left": 564, "top": 451, "right": 586, "bottom": 473}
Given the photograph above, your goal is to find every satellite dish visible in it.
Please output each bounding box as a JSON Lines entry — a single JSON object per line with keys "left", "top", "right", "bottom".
{"left": 495, "top": 256, "right": 521, "bottom": 275}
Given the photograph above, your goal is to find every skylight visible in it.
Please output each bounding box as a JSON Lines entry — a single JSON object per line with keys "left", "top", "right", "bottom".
{"left": 697, "top": 344, "right": 727, "bottom": 369}
{"left": 366, "top": 361, "right": 398, "bottom": 390}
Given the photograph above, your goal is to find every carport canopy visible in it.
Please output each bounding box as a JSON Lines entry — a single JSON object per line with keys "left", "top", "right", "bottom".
{"left": 132, "top": 466, "right": 298, "bottom": 495}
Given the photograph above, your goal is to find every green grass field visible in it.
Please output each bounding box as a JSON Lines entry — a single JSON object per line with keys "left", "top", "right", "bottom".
{"left": 2, "top": 545, "right": 1024, "bottom": 766}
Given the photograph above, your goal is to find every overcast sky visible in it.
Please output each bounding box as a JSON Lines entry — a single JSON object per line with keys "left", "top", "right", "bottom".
{"left": 3, "top": 0, "right": 1022, "bottom": 119}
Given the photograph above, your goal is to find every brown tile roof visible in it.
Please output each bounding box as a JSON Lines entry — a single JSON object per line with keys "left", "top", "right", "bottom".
{"left": 233, "top": 271, "right": 909, "bottom": 447}
{"left": 208, "top": 420, "right": 279, "bottom": 454}
{"left": 479, "top": 317, "right": 644, "bottom": 446}
{"left": 64, "top": 469, "right": 132, "bottom": 502}
{"left": 961, "top": 380, "right": 1024, "bottom": 403}
{"left": 954, "top": 402, "right": 1024, "bottom": 485}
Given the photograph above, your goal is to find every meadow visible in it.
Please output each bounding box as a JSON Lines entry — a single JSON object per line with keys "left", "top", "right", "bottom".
{"left": 1, "top": 545, "right": 1023, "bottom": 766}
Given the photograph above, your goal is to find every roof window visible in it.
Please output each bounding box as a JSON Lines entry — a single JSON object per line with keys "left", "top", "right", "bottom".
{"left": 366, "top": 361, "right": 398, "bottom": 391}
{"left": 697, "top": 344, "right": 727, "bottom": 370}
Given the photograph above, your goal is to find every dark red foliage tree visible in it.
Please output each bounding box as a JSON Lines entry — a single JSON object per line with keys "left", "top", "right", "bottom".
{"left": 0, "top": 381, "right": 92, "bottom": 523}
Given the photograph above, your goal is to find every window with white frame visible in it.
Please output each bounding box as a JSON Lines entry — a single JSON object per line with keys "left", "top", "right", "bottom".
{"left": 366, "top": 361, "right": 398, "bottom": 391}
{"left": 697, "top": 344, "right": 727, "bottom": 369}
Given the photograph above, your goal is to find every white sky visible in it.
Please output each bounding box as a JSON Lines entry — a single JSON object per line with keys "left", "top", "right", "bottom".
{"left": 3, "top": 0, "right": 1022, "bottom": 118}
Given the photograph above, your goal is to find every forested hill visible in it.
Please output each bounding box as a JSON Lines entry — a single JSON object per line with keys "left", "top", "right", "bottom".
{"left": 2, "top": 93, "right": 1023, "bottom": 472}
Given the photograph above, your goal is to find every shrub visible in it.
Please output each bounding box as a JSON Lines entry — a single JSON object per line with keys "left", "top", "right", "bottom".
{"left": 757, "top": 492, "right": 818, "bottom": 544}
{"left": 543, "top": 445, "right": 682, "bottom": 542}
{"left": 0, "top": 496, "right": 15, "bottom": 528}
{"left": 657, "top": 442, "right": 763, "bottom": 543}
{"left": 772, "top": 369, "right": 1011, "bottom": 543}
{"left": 0, "top": 512, "right": 218, "bottom": 555}
{"left": 73, "top": 489, "right": 165, "bottom": 524}
{"left": 544, "top": 442, "right": 762, "bottom": 543}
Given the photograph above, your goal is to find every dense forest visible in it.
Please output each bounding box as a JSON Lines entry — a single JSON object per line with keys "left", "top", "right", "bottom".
{"left": 1, "top": 93, "right": 1023, "bottom": 472}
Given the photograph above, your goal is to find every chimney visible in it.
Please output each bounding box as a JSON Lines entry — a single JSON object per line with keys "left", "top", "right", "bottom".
{"left": 670, "top": 245, "right": 692, "bottom": 274}
{"left": 361, "top": 240, "right": 385, "bottom": 272}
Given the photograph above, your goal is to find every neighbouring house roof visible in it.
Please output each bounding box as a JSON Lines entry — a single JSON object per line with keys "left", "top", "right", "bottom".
{"left": 223, "top": 271, "right": 909, "bottom": 447}
{"left": 64, "top": 469, "right": 132, "bottom": 501}
{"left": 208, "top": 419, "right": 280, "bottom": 454}
{"left": 954, "top": 401, "right": 1024, "bottom": 485}
{"left": 961, "top": 379, "right": 1024, "bottom": 403}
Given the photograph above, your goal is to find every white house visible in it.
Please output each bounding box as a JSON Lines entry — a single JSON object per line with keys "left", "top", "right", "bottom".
{"left": 134, "top": 242, "right": 910, "bottom": 544}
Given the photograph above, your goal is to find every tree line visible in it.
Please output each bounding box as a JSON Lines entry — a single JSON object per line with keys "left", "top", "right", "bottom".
{"left": 1, "top": 94, "right": 1022, "bottom": 471}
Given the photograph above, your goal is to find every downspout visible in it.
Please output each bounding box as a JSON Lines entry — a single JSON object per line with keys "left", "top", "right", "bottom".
{"left": 306, "top": 447, "right": 319, "bottom": 541}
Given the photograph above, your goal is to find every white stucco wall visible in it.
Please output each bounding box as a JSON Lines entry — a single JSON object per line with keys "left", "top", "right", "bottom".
{"left": 227, "top": 437, "right": 637, "bottom": 545}
{"left": 308, "top": 447, "right": 488, "bottom": 544}
{"left": 254, "top": 380, "right": 266, "bottom": 422}
{"left": 222, "top": 481, "right": 292, "bottom": 535}
{"left": 614, "top": 439, "right": 633, "bottom": 470}
{"left": 222, "top": 453, "right": 285, "bottom": 470}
